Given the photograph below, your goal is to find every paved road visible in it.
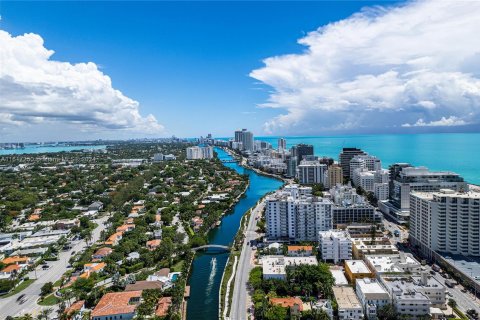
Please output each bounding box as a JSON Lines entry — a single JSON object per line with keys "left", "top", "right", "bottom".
{"left": 0, "top": 215, "right": 109, "bottom": 318}
{"left": 229, "top": 201, "right": 264, "bottom": 320}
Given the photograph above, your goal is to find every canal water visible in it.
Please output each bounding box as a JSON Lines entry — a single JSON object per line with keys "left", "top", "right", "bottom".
{"left": 186, "top": 147, "right": 283, "bottom": 320}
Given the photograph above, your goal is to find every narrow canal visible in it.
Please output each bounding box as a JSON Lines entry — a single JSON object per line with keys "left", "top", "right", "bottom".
{"left": 186, "top": 147, "right": 283, "bottom": 319}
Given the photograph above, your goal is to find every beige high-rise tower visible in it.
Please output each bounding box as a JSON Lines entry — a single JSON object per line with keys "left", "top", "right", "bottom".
{"left": 327, "top": 164, "right": 343, "bottom": 188}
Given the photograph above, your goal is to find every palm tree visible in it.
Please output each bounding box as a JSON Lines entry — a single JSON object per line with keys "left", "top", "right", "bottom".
{"left": 448, "top": 298, "right": 457, "bottom": 315}
{"left": 37, "top": 308, "right": 52, "bottom": 320}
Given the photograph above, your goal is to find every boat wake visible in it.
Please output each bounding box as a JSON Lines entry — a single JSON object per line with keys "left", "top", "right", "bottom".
{"left": 204, "top": 257, "right": 217, "bottom": 303}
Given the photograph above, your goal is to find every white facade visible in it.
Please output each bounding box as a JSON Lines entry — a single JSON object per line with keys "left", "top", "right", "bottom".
{"left": 262, "top": 255, "right": 318, "bottom": 280}
{"left": 234, "top": 129, "right": 254, "bottom": 152}
{"left": 297, "top": 160, "right": 327, "bottom": 185}
{"left": 352, "top": 169, "right": 375, "bottom": 192}
{"left": 364, "top": 253, "right": 422, "bottom": 275}
{"left": 373, "top": 183, "right": 389, "bottom": 201}
{"left": 266, "top": 185, "right": 333, "bottom": 241}
{"left": 186, "top": 146, "right": 214, "bottom": 160}
{"left": 349, "top": 155, "right": 381, "bottom": 179}
{"left": 319, "top": 230, "right": 352, "bottom": 263}
{"left": 355, "top": 278, "right": 390, "bottom": 320}
{"left": 410, "top": 189, "right": 480, "bottom": 258}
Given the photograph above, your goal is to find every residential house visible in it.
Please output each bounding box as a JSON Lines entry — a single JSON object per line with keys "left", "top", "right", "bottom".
{"left": 116, "top": 224, "right": 135, "bottom": 233}
{"left": 88, "top": 201, "right": 104, "bottom": 211}
{"left": 146, "top": 240, "right": 161, "bottom": 251}
{"left": 92, "top": 247, "right": 113, "bottom": 261}
{"left": 2, "top": 255, "right": 32, "bottom": 266}
{"left": 80, "top": 262, "right": 106, "bottom": 279}
{"left": 105, "top": 232, "right": 123, "bottom": 246}
{"left": 191, "top": 216, "right": 203, "bottom": 232}
{"left": 64, "top": 300, "right": 86, "bottom": 320}
{"left": 0, "top": 264, "right": 22, "bottom": 279}
{"left": 270, "top": 297, "right": 303, "bottom": 316}
{"left": 287, "top": 245, "right": 313, "bottom": 257}
{"left": 91, "top": 291, "right": 142, "bottom": 320}
{"left": 155, "top": 297, "right": 172, "bottom": 317}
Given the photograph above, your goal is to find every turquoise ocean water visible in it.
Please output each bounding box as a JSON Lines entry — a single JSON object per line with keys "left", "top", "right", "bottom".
{"left": 0, "top": 145, "right": 107, "bottom": 155}
{"left": 259, "top": 133, "right": 480, "bottom": 185}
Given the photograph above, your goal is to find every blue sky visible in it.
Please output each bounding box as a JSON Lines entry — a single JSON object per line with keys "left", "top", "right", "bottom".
{"left": 1, "top": 1, "right": 479, "bottom": 141}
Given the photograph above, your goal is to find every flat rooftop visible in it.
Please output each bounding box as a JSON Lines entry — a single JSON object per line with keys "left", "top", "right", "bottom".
{"left": 345, "top": 260, "right": 371, "bottom": 274}
{"left": 329, "top": 267, "right": 348, "bottom": 286}
{"left": 356, "top": 278, "right": 389, "bottom": 296}
{"left": 332, "top": 286, "right": 362, "bottom": 309}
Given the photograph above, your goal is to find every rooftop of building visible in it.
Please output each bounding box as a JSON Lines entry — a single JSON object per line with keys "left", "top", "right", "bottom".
{"left": 270, "top": 297, "right": 303, "bottom": 310}
{"left": 262, "top": 256, "right": 318, "bottom": 275}
{"left": 287, "top": 245, "right": 313, "bottom": 252}
{"left": 319, "top": 230, "right": 351, "bottom": 240}
{"left": 329, "top": 267, "right": 349, "bottom": 286}
{"left": 125, "top": 280, "right": 164, "bottom": 292}
{"left": 365, "top": 254, "right": 420, "bottom": 273}
{"left": 91, "top": 291, "right": 142, "bottom": 317}
{"left": 356, "top": 278, "right": 389, "bottom": 295}
{"left": 332, "top": 286, "right": 362, "bottom": 309}
{"left": 345, "top": 260, "right": 371, "bottom": 274}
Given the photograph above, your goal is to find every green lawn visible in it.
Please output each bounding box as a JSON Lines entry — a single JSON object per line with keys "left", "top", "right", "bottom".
{"left": 38, "top": 293, "right": 61, "bottom": 306}
{"left": 53, "top": 278, "right": 63, "bottom": 288}
{"left": 171, "top": 260, "right": 185, "bottom": 272}
{"left": 0, "top": 279, "right": 35, "bottom": 298}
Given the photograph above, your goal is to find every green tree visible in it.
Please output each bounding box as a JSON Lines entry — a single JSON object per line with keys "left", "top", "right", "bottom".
{"left": 40, "top": 282, "right": 54, "bottom": 296}
{"left": 377, "top": 303, "right": 398, "bottom": 320}
{"left": 447, "top": 298, "right": 457, "bottom": 315}
{"left": 264, "top": 304, "right": 288, "bottom": 320}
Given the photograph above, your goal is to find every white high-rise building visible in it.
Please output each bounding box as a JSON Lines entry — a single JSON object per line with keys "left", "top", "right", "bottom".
{"left": 374, "top": 183, "right": 389, "bottom": 201}
{"left": 349, "top": 155, "right": 381, "bottom": 179}
{"left": 352, "top": 169, "right": 375, "bottom": 191}
{"left": 234, "top": 129, "right": 254, "bottom": 152}
{"left": 265, "top": 185, "right": 333, "bottom": 241}
{"left": 186, "top": 146, "right": 214, "bottom": 160}
{"left": 318, "top": 230, "right": 352, "bottom": 263}
{"left": 297, "top": 160, "right": 327, "bottom": 185}
{"left": 278, "top": 138, "right": 287, "bottom": 152}
{"left": 410, "top": 188, "right": 480, "bottom": 259}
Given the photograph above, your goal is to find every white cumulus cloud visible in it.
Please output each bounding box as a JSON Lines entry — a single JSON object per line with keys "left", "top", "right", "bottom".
{"left": 0, "top": 30, "right": 164, "bottom": 134}
{"left": 402, "top": 116, "right": 467, "bottom": 127}
{"left": 250, "top": 0, "right": 480, "bottom": 134}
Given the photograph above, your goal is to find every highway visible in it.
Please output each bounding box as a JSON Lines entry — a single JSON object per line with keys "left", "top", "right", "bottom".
{"left": 0, "top": 215, "right": 109, "bottom": 319}
{"left": 229, "top": 200, "right": 265, "bottom": 320}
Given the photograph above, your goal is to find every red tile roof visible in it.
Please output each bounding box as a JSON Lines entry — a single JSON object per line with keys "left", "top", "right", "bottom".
{"left": 270, "top": 297, "right": 303, "bottom": 311}
{"left": 155, "top": 297, "right": 172, "bottom": 317}
{"left": 91, "top": 291, "right": 142, "bottom": 317}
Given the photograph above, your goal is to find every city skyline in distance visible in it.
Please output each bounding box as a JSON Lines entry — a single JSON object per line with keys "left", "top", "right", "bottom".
{"left": 1, "top": 0, "right": 480, "bottom": 142}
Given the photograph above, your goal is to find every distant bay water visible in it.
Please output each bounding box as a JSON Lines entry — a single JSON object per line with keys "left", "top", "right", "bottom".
{"left": 259, "top": 133, "right": 480, "bottom": 185}
{"left": 0, "top": 145, "right": 107, "bottom": 155}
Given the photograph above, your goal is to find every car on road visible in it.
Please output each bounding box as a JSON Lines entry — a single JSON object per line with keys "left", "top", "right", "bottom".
{"left": 42, "top": 264, "right": 50, "bottom": 270}
{"left": 430, "top": 270, "right": 436, "bottom": 275}
{"left": 16, "top": 294, "right": 25, "bottom": 302}
{"left": 461, "top": 288, "right": 468, "bottom": 293}
{"left": 71, "top": 251, "right": 76, "bottom": 255}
